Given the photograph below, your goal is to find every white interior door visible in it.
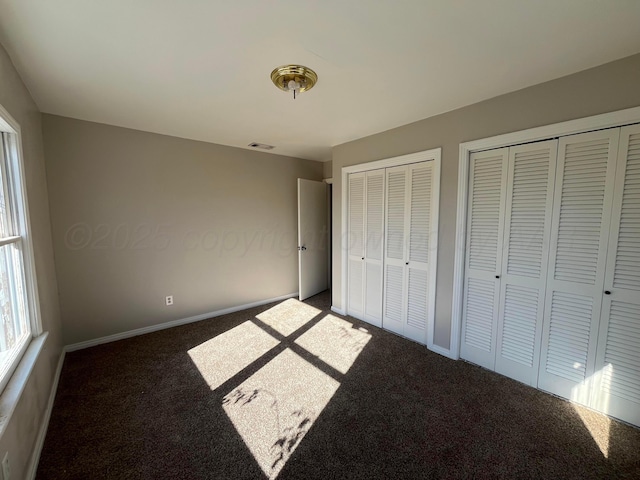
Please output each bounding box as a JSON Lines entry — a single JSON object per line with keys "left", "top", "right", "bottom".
{"left": 460, "top": 148, "right": 509, "bottom": 369}
{"left": 538, "top": 129, "right": 620, "bottom": 400}
{"left": 494, "top": 140, "right": 558, "bottom": 386}
{"left": 298, "top": 179, "right": 328, "bottom": 301}
{"left": 591, "top": 124, "right": 640, "bottom": 426}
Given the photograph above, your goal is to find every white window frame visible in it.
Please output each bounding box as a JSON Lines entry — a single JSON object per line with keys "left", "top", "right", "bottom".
{"left": 450, "top": 105, "right": 640, "bottom": 361}
{"left": 0, "top": 102, "right": 43, "bottom": 395}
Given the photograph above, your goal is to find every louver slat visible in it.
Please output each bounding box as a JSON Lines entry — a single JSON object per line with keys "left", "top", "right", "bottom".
{"left": 348, "top": 258, "right": 363, "bottom": 314}
{"left": 348, "top": 175, "right": 364, "bottom": 258}
{"left": 603, "top": 301, "right": 640, "bottom": 403}
{"left": 464, "top": 278, "right": 495, "bottom": 352}
{"left": 614, "top": 133, "right": 640, "bottom": 290}
{"left": 409, "top": 166, "right": 432, "bottom": 264}
{"left": 386, "top": 171, "right": 406, "bottom": 260}
{"left": 407, "top": 269, "right": 428, "bottom": 330}
{"left": 364, "top": 263, "right": 382, "bottom": 320}
{"left": 500, "top": 285, "right": 538, "bottom": 366}
{"left": 545, "top": 292, "right": 593, "bottom": 383}
{"left": 384, "top": 264, "right": 404, "bottom": 323}
{"left": 507, "top": 148, "right": 551, "bottom": 278}
{"left": 554, "top": 138, "right": 610, "bottom": 285}
{"left": 366, "top": 173, "right": 384, "bottom": 261}
{"left": 468, "top": 155, "right": 504, "bottom": 272}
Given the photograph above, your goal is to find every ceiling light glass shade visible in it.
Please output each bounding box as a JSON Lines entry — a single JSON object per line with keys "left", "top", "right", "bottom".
{"left": 271, "top": 65, "right": 317, "bottom": 98}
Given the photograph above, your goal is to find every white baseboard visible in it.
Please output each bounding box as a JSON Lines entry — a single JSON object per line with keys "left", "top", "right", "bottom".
{"left": 428, "top": 343, "right": 458, "bottom": 360}
{"left": 329, "top": 305, "right": 458, "bottom": 361}
{"left": 65, "top": 292, "right": 299, "bottom": 352}
{"left": 27, "top": 347, "right": 66, "bottom": 480}
{"left": 26, "top": 292, "right": 299, "bottom": 477}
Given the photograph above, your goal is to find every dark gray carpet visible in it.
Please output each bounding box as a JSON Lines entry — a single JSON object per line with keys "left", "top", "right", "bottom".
{"left": 37, "top": 291, "right": 640, "bottom": 479}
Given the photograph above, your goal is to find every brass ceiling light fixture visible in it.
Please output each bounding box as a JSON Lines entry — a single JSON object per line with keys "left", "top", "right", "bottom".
{"left": 270, "top": 65, "right": 317, "bottom": 99}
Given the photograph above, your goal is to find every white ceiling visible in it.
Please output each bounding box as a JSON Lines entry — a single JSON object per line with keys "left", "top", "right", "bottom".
{"left": 1, "top": 1, "right": 639, "bottom": 162}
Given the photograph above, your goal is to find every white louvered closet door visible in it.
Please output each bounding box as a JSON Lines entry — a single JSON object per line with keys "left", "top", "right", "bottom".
{"left": 363, "top": 170, "right": 385, "bottom": 327}
{"left": 592, "top": 124, "right": 640, "bottom": 427}
{"left": 347, "top": 173, "right": 366, "bottom": 318}
{"left": 382, "top": 163, "right": 435, "bottom": 343}
{"left": 404, "top": 162, "right": 434, "bottom": 343}
{"left": 538, "top": 129, "right": 620, "bottom": 400}
{"left": 383, "top": 165, "right": 408, "bottom": 336}
{"left": 494, "top": 141, "right": 558, "bottom": 386}
{"left": 460, "top": 148, "right": 509, "bottom": 369}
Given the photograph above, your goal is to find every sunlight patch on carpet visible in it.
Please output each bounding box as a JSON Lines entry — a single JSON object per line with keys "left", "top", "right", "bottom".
{"left": 188, "top": 321, "right": 279, "bottom": 390}
{"left": 223, "top": 348, "right": 340, "bottom": 479}
{"left": 571, "top": 364, "right": 613, "bottom": 458}
{"left": 573, "top": 403, "right": 611, "bottom": 458}
{"left": 255, "top": 298, "right": 321, "bottom": 336}
{"left": 294, "top": 314, "right": 371, "bottom": 374}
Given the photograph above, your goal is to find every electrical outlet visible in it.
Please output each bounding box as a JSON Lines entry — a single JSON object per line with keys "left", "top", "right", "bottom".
{"left": 165, "top": 295, "right": 173, "bottom": 306}
{"left": 2, "top": 451, "right": 10, "bottom": 480}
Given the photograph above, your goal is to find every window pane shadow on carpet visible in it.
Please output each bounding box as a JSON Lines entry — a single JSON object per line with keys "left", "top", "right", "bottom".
{"left": 36, "top": 291, "right": 640, "bottom": 479}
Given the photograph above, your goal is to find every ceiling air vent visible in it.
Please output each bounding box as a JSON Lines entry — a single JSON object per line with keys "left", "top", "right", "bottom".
{"left": 248, "top": 142, "right": 275, "bottom": 150}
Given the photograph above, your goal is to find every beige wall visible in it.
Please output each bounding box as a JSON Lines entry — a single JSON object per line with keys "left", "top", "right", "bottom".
{"left": 43, "top": 116, "right": 324, "bottom": 345}
{"left": 322, "top": 160, "right": 332, "bottom": 179}
{"left": 0, "top": 44, "right": 62, "bottom": 479}
{"left": 332, "top": 53, "right": 640, "bottom": 351}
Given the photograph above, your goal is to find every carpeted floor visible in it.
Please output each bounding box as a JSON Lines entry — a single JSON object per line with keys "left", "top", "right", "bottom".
{"left": 37, "top": 291, "right": 640, "bottom": 479}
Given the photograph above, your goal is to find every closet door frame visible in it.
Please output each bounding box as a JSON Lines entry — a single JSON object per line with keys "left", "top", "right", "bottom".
{"left": 451, "top": 106, "right": 640, "bottom": 361}
{"left": 340, "top": 148, "right": 441, "bottom": 352}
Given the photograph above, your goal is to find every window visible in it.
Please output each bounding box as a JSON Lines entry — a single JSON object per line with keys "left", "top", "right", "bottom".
{"left": 0, "top": 105, "right": 41, "bottom": 394}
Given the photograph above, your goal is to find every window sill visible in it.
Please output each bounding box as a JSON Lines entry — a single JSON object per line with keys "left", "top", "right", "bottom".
{"left": 0, "top": 332, "right": 48, "bottom": 438}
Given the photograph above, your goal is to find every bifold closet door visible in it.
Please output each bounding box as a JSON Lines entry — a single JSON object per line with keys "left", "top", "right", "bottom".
{"left": 460, "top": 148, "right": 508, "bottom": 369}
{"left": 347, "top": 170, "right": 385, "bottom": 326}
{"left": 347, "top": 173, "right": 365, "bottom": 318}
{"left": 591, "top": 124, "right": 640, "bottom": 426}
{"left": 382, "top": 162, "right": 435, "bottom": 344}
{"left": 363, "top": 170, "right": 385, "bottom": 326}
{"left": 494, "top": 140, "right": 558, "bottom": 386}
{"left": 405, "top": 163, "right": 434, "bottom": 343}
{"left": 538, "top": 129, "right": 620, "bottom": 400}
{"left": 459, "top": 125, "right": 640, "bottom": 427}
